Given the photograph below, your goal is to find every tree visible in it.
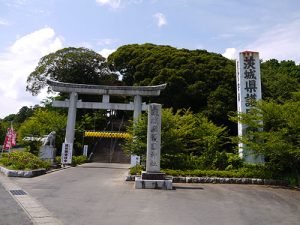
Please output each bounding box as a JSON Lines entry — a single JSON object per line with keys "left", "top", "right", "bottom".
{"left": 236, "top": 100, "right": 300, "bottom": 176}
{"left": 108, "top": 43, "right": 236, "bottom": 133}
{"left": 0, "top": 120, "right": 8, "bottom": 145}
{"left": 17, "top": 108, "right": 67, "bottom": 155}
{"left": 27, "top": 47, "right": 120, "bottom": 96}
{"left": 261, "top": 59, "right": 300, "bottom": 103}
{"left": 123, "top": 108, "right": 227, "bottom": 169}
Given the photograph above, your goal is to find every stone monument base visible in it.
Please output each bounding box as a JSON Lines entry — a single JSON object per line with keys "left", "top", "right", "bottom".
{"left": 141, "top": 171, "right": 165, "bottom": 180}
{"left": 39, "top": 146, "right": 56, "bottom": 164}
{"left": 135, "top": 176, "right": 173, "bottom": 190}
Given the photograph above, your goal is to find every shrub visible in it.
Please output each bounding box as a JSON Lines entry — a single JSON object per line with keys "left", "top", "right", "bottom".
{"left": 212, "top": 151, "right": 228, "bottom": 170}
{"left": 227, "top": 153, "right": 243, "bottom": 169}
{"left": 55, "top": 155, "right": 87, "bottom": 166}
{"left": 130, "top": 165, "right": 144, "bottom": 175}
{"left": 0, "top": 151, "right": 51, "bottom": 170}
{"left": 72, "top": 155, "right": 87, "bottom": 166}
{"left": 161, "top": 152, "right": 244, "bottom": 171}
{"left": 162, "top": 165, "right": 274, "bottom": 179}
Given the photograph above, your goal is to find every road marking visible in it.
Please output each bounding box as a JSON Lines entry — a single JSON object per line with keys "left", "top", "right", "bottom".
{"left": 0, "top": 174, "right": 63, "bottom": 225}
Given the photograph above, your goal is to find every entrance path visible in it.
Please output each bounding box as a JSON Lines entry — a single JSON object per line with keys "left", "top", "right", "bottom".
{"left": 10, "top": 163, "right": 300, "bottom": 225}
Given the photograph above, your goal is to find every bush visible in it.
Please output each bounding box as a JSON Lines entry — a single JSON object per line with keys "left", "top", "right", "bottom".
{"left": 130, "top": 165, "right": 144, "bottom": 175}
{"left": 55, "top": 155, "right": 87, "bottom": 166}
{"left": 72, "top": 155, "right": 87, "bottom": 166}
{"left": 161, "top": 153, "right": 204, "bottom": 170}
{"left": 0, "top": 151, "right": 51, "bottom": 170}
{"left": 162, "top": 165, "right": 274, "bottom": 179}
{"left": 212, "top": 151, "right": 228, "bottom": 170}
{"left": 161, "top": 152, "right": 243, "bottom": 171}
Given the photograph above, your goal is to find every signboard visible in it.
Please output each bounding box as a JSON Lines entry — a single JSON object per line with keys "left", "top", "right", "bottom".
{"left": 236, "top": 51, "right": 263, "bottom": 163}
{"left": 83, "top": 145, "right": 88, "bottom": 156}
{"left": 61, "top": 143, "right": 73, "bottom": 164}
{"left": 130, "top": 155, "right": 140, "bottom": 167}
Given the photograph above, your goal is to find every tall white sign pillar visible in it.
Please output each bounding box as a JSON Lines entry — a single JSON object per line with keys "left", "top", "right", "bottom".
{"left": 236, "top": 51, "right": 264, "bottom": 163}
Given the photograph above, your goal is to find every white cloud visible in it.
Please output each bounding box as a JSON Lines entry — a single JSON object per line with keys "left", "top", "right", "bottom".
{"left": 97, "top": 38, "right": 117, "bottom": 46}
{"left": 0, "top": 19, "right": 9, "bottom": 26}
{"left": 99, "top": 48, "right": 116, "bottom": 58}
{"left": 245, "top": 19, "right": 300, "bottom": 63}
{"left": 95, "top": 0, "right": 121, "bottom": 9}
{"left": 95, "top": 0, "right": 143, "bottom": 9}
{"left": 222, "top": 48, "right": 237, "bottom": 60}
{"left": 0, "top": 27, "right": 63, "bottom": 118}
{"left": 153, "top": 12, "right": 167, "bottom": 28}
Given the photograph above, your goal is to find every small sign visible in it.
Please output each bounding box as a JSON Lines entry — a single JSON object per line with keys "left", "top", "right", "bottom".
{"left": 131, "top": 155, "right": 140, "bottom": 167}
{"left": 83, "top": 145, "right": 88, "bottom": 156}
{"left": 61, "top": 143, "right": 73, "bottom": 164}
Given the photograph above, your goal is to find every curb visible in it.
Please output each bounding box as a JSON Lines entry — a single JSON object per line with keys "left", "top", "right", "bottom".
{"left": 0, "top": 166, "right": 46, "bottom": 178}
{"left": 126, "top": 175, "right": 289, "bottom": 186}
{"left": 46, "top": 165, "right": 72, "bottom": 174}
{"left": 0, "top": 174, "right": 63, "bottom": 225}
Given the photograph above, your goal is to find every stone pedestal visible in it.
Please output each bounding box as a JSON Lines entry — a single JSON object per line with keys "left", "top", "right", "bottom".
{"left": 141, "top": 171, "right": 165, "bottom": 180}
{"left": 135, "top": 177, "right": 173, "bottom": 190}
{"left": 39, "top": 146, "right": 56, "bottom": 163}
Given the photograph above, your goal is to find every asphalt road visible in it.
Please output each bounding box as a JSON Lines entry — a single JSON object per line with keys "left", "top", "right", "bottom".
{"left": 9, "top": 163, "right": 300, "bottom": 225}
{"left": 0, "top": 182, "right": 33, "bottom": 225}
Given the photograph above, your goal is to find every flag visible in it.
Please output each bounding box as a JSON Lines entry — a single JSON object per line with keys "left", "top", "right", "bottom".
{"left": 3, "top": 126, "right": 17, "bottom": 150}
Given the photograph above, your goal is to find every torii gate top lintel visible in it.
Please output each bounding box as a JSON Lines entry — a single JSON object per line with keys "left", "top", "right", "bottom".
{"left": 47, "top": 79, "right": 167, "bottom": 96}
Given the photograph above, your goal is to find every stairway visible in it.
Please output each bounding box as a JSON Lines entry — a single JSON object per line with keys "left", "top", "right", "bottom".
{"left": 91, "top": 138, "right": 130, "bottom": 164}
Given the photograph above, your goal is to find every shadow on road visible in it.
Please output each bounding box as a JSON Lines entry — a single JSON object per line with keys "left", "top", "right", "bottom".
{"left": 78, "top": 165, "right": 129, "bottom": 170}
{"left": 268, "top": 185, "right": 300, "bottom": 191}
{"left": 173, "top": 186, "right": 204, "bottom": 190}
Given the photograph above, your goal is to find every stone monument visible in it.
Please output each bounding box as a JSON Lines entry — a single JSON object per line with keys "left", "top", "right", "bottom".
{"left": 39, "top": 131, "right": 56, "bottom": 163}
{"left": 135, "top": 104, "right": 172, "bottom": 190}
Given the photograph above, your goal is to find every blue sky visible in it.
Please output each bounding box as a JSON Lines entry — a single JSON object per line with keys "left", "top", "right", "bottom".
{"left": 0, "top": 0, "right": 300, "bottom": 118}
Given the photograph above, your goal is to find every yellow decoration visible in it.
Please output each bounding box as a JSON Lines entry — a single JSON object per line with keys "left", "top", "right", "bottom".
{"left": 84, "top": 131, "right": 131, "bottom": 139}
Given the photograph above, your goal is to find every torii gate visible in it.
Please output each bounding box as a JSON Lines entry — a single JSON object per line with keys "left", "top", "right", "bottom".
{"left": 47, "top": 79, "right": 166, "bottom": 149}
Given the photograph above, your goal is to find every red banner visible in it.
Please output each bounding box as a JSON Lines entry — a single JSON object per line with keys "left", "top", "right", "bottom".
{"left": 3, "top": 127, "right": 17, "bottom": 150}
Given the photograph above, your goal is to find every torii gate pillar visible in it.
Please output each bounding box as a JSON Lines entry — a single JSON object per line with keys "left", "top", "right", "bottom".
{"left": 133, "top": 95, "right": 142, "bottom": 121}
{"left": 65, "top": 92, "right": 78, "bottom": 144}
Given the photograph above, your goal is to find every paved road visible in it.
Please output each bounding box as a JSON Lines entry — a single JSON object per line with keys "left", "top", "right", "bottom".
{"left": 9, "top": 163, "right": 300, "bottom": 225}
{"left": 0, "top": 182, "right": 33, "bottom": 225}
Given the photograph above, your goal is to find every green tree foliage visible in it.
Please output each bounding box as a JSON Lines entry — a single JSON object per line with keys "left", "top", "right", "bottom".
{"left": 0, "top": 120, "right": 8, "bottom": 144}
{"left": 236, "top": 100, "right": 300, "bottom": 175}
{"left": 2, "top": 106, "right": 38, "bottom": 128}
{"left": 74, "top": 110, "right": 109, "bottom": 152}
{"left": 261, "top": 59, "right": 300, "bottom": 103}
{"left": 123, "top": 108, "right": 227, "bottom": 169}
{"left": 26, "top": 47, "right": 120, "bottom": 96}
{"left": 17, "top": 109, "right": 67, "bottom": 155}
{"left": 1, "top": 106, "right": 38, "bottom": 145}
{"left": 108, "top": 44, "right": 236, "bottom": 130}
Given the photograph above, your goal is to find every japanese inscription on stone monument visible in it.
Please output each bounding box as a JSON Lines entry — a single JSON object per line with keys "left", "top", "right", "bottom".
{"left": 146, "top": 104, "right": 162, "bottom": 172}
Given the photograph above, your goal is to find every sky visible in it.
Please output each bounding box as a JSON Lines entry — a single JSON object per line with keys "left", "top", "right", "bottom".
{"left": 0, "top": 0, "right": 300, "bottom": 118}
